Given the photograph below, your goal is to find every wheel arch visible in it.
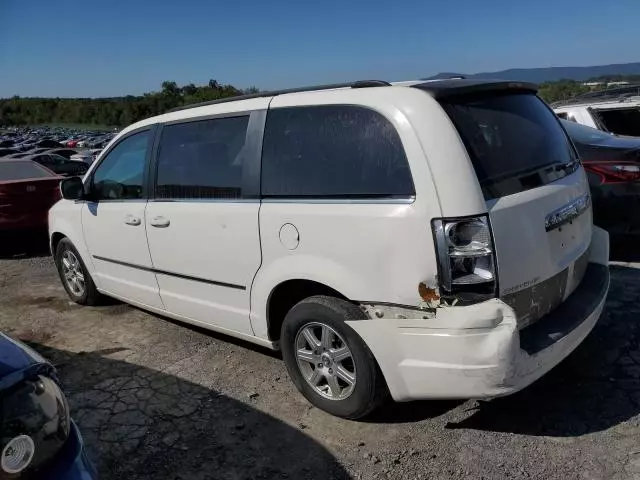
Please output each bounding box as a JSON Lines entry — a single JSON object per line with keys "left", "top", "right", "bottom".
{"left": 50, "top": 231, "right": 66, "bottom": 256}
{"left": 265, "top": 279, "right": 352, "bottom": 343}
{"left": 49, "top": 222, "right": 98, "bottom": 284}
{"left": 249, "top": 254, "right": 369, "bottom": 341}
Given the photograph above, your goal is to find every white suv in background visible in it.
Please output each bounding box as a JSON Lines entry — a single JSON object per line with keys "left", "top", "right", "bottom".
{"left": 49, "top": 79, "right": 610, "bottom": 419}
{"left": 552, "top": 84, "right": 640, "bottom": 136}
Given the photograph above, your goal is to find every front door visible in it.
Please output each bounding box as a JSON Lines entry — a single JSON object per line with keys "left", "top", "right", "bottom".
{"left": 81, "top": 128, "right": 164, "bottom": 309}
{"left": 145, "top": 112, "right": 263, "bottom": 335}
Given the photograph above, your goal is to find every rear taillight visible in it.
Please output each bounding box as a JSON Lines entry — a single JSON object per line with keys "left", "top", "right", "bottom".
{"left": 432, "top": 215, "right": 497, "bottom": 298}
{"left": 583, "top": 162, "right": 640, "bottom": 183}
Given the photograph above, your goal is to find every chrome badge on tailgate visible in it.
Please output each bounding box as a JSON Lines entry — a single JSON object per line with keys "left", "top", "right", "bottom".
{"left": 545, "top": 193, "right": 591, "bottom": 232}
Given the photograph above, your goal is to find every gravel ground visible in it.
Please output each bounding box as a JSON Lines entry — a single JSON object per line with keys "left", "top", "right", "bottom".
{"left": 0, "top": 235, "right": 639, "bottom": 480}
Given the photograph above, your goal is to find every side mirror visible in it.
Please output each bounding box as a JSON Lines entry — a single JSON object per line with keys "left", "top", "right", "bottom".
{"left": 60, "top": 176, "right": 84, "bottom": 200}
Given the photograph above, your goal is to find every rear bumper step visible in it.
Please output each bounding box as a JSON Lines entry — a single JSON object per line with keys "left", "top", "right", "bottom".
{"left": 519, "top": 263, "right": 609, "bottom": 355}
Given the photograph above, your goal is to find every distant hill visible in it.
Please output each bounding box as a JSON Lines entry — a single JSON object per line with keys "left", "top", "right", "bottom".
{"left": 425, "top": 62, "right": 640, "bottom": 84}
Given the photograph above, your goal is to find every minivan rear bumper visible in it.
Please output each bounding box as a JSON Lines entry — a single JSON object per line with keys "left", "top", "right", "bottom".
{"left": 347, "top": 230, "right": 610, "bottom": 402}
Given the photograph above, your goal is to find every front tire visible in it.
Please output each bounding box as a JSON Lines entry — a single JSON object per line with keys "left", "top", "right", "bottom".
{"left": 55, "top": 238, "right": 103, "bottom": 305}
{"left": 281, "top": 296, "right": 387, "bottom": 419}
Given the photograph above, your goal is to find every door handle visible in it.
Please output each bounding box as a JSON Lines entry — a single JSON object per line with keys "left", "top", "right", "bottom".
{"left": 149, "top": 216, "right": 170, "bottom": 228}
{"left": 124, "top": 214, "right": 141, "bottom": 226}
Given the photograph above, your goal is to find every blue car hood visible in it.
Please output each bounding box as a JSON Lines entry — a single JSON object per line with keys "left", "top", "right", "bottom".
{"left": 0, "top": 333, "right": 52, "bottom": 388}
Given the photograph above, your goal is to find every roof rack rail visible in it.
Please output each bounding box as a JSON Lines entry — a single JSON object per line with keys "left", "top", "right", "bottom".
{"left": 168, "top": 80, "right": 392, "bottom": 113}
{"left": 551, "top": 84, "right": 640, "bottom": 107}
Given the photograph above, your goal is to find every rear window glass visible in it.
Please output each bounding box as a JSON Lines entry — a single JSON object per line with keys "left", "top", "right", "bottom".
{"left": 561, "top": 119, "right": 616, "bottom": 144}
{"left": 441, "top": 93, "right": 576, "bottom": 199}
{"left": 261, "top": 105, "right": 414, "bottom": 198}
{"left": 594, "top": 108, "right": 640, "bottom": 136}
{"left": 0, "top": 161, "right": 53, "bottom": 181}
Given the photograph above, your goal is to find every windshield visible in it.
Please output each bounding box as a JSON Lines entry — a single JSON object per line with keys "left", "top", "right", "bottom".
{"left": 0, "top": 161, "right": 53, "bottom": 181}
{"left": 440, "top": 92, "right": 577, "bottom": 199}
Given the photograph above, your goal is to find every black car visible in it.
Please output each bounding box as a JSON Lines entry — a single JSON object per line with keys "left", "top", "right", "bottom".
{"left": 562, "top": 119, "right": 640, "bottom": 238}
{"left": 0, "top": 332, "right": 97, "bottom": 478}
{"left": 26, "top": 148, "right": 50, "bottom": 155}
{"left": 0, "top": 148, "right": 18, "bottom": 157}
{"left": 43, "top": 149, "right": 79, "bottom": 160}
{"left": 36, "top": 139, "right": 63, "bottom": 149}
{"left": 6, "top": 152, "right": 30, "bottom": 159}
{"left": 25, "top": 154, "right": 88, "bottom": 176}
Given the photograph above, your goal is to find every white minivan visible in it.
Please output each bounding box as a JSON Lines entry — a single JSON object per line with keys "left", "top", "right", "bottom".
{"left": 552, "top": 85, "right": 640, "bottom": 136}
{"left": 50, "top": 79, "right": 610, "bottom": 419}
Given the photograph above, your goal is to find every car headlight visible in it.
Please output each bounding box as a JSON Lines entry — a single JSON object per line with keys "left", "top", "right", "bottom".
{"left": 0, "top": 374, "right": 70, "bottom": 475}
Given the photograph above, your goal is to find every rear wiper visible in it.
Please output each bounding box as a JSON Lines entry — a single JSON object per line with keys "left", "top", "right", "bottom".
{"left": 551, "top": 160, "right": 578, "bottom": 173}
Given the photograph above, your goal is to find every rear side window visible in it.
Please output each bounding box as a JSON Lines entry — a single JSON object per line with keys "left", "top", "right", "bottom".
{"left": 441, "top": 93, "right": 577, "bottom": 199}
{"left": 155, "top": 116, "right": 249, "bottom": 199}
{"left": 0, "top": 161, "right": 53, "bottom": 180}
{"left": 594, "top": 107, "right": 640, "bottom": 136}
{"left": 261, "top": 106, "right": 414, "bottom": 198}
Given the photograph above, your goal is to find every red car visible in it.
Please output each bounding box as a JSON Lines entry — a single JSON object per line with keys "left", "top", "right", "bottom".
{"left": 66, "top": 140, "right": 78, "bottom": 148}
{"left": 0, "top": 160, "right": 62, "bottom": 231}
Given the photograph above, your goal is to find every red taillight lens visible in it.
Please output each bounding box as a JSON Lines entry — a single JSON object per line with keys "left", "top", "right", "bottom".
{"left": 584, "top": 162, "right": 640, "bottom": 183}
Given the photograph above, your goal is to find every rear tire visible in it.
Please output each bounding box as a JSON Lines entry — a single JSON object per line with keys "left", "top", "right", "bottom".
{"left": 54, "top": 238, "right": 103, "bottom": 306}
{"left": 281, "top": 295, "right": 388, "bottom": 419}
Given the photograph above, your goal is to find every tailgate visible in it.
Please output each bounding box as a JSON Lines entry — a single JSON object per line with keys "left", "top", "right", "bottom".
{"left": 489, "top": 170, "right": 592, "bottom": 327}
{"left": 438, "top": 89, "right": 593, "bottom": 327}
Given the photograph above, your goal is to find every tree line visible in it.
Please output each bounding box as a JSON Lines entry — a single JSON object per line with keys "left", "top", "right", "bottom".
{"left": 1, "top": 75, "right": 639, "bottom": 127}
{"left": 0, "top": 80, "right": 258, "bottom": 127}
{"left": 537, "top": 74, "right": 640, "bottom": 103}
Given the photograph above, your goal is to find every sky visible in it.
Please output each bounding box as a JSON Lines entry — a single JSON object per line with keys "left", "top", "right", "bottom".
{"left": 1, "top": 0, "right": 639, "bottom": 98}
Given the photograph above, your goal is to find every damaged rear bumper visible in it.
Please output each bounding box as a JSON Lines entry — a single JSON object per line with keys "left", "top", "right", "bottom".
{"left": 347, "top": 230, "right": 610, "bottom": 402}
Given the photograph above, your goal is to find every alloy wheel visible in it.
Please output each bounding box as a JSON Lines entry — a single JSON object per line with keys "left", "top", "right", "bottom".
{"left": 61, "top": 250, "right": 85, "bottom": 297}
{"left": 294, "top": 322, "right": 356, "bottom": 400}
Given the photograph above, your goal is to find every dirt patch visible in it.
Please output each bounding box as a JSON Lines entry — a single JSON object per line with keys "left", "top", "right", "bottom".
{"left": 98, "top": 303, "right": 135, "bottom": 316}
{"left": 1, "top": 256, "right": 640, "bottom": 479}
{"left": 13, "top": 328, "right": 55, "bottom": 344}
{"left": 7, "top": 294, "right": 80, "bottom": 312}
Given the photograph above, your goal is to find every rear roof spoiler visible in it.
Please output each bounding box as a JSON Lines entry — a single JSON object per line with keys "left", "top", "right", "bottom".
{"left": 412, "top": 79, "right": 538, "bottom": 99}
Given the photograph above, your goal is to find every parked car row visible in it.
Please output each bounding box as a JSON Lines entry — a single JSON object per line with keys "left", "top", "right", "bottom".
{"left": 0, "top": 129, "right": 108, "bottom": 182}
{"left": 0, "top": 126, "right": 115, "bottom": 153}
